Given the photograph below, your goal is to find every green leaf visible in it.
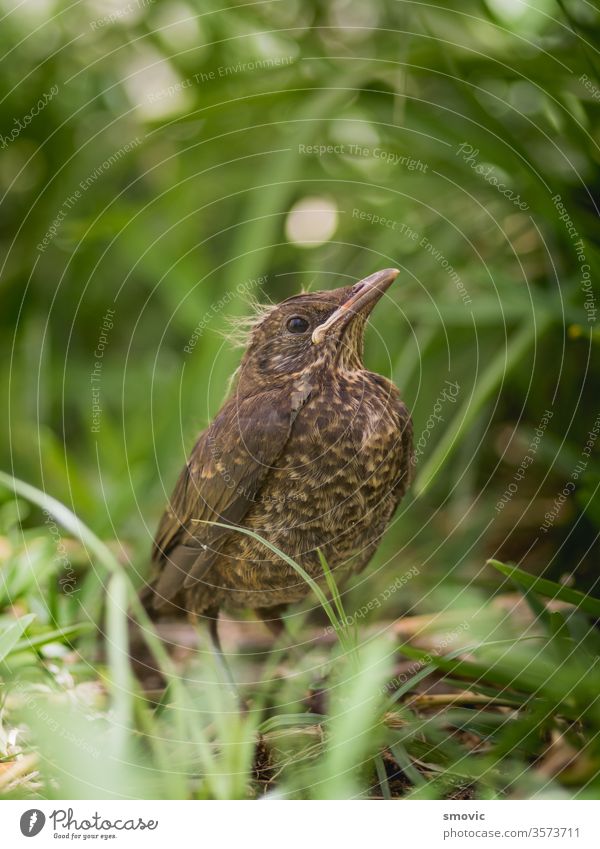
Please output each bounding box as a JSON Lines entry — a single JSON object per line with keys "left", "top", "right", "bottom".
{"left": 259, "top": 713, "right": 325, "bottom": 734}
{"left": 390, "top": 742, "right": 427, "bottom": 787}
{"left": 13, "top": 622, "right": 94, "bottom": 652}
{"left": 0, "top": 614, "right": 36, "bottom": 662}
{"left": 415, "top": 316, "right": 552, "bottom": 495}
{"left": 489, "top": 560, "right": 600, "bottom": 619}
{"left": 374, "top": 754, "right": 392, "bottom": 798}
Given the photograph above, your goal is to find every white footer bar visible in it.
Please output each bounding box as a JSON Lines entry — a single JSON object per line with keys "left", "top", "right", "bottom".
{"left": 1, "top": 799, "right": 598, "bottom": 848}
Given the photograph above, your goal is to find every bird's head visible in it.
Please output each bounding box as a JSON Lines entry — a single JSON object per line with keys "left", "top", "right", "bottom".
{"left": 236, "top": 268, "right": 400, "bottom": 389}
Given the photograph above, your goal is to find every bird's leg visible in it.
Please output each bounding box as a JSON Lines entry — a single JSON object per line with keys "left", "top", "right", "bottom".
{"left": 253, "top": 606, "right": 294, "bottom": 722}
{"left": 206, "top": 606, "right": 224, "bottom": 653}
{"left": 202, "top": 608, "right": 244, "bottom": 706}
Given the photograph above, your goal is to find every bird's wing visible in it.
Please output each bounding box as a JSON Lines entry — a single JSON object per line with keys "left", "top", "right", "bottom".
{"left": 149, "top": 383, "right": 312, "bottom": 610}
{"left": 393, "top": 398, "right": 413, "bottom": 498}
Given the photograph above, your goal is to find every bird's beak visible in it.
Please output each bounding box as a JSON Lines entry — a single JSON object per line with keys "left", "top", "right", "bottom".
{"left": 312, "top": 268, "right": 400, "bottom": 345}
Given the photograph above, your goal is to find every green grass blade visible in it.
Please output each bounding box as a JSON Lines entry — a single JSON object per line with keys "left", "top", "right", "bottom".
{"left": 105, "top": 572, "right": 134, "bottom": 738}
{"left": 374, "top": 753, "right": 392, "bottom": 798}
{"left": 0, "top": 614, "right": 36, "bottom": 662}
{"left": 13, "top": 622, "right": 94, "bottom": 652}
{"left": 415, "top": 316, "right": 551, "bottom": 495}
{"left": 489, "top": 559, "right": 600, "bottom": 618}
{"left": 193, "top": 518, "right": 344, "bottom": 640}
{"left": 317, "top": 549, "right": 346, "bottom": 626}
{"left": 0, "top": 471, "right": 219, "bottom": 783}
{"left": 390, "top": 741, "right": 427, "bottom": 787}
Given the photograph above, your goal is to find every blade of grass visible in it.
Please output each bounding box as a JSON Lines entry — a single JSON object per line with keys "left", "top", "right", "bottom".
{"left": 0, "top": 472, "right": 220, "bottom": 790}
{"left": 415, "top": 316, "right": 551, "bottom": 495}
{"left": 317, "top": 548, "right": 359, "bottom": 659}
{"left": 105, "top": 572, "right": 133, "bottom": 741}
{"left": 193, "top": 518, "right": 352, "bottom": 653}
{"left": 489, "top": 559, "right": 600, "bottom": 618}
{"left": 0, "top": 614, "right": 35, "bottom": 662}
{"left": 259, "top": 714, "right": 326, "bottom": 734}
{"left": 317, "top": 549, "right": 346, "bottom": 626}
{"left": 390, "top": 741, "right": 427, "bottom": 787}
{"left": 312, "top": 637, "right": 392, "bottom": 799}
{"left": 374, "top": 753, "right": 392, "bottom": 798}
{"left": 13, "top": 622, "right": 94, "bottom": 652}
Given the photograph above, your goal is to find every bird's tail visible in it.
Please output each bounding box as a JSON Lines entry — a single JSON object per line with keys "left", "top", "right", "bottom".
{"left": 137, "top": 581, "right": 159, "bottom": 620}
{"left": 127, "top": 581, "right": 168, "bottom": 689}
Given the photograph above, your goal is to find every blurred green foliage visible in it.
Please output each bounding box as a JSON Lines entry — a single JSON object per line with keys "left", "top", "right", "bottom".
{"left": 0, "top": 0, "right": 599, "bottom": 800}
{"left": 2, "top": 0, "right": 599, "bottom": 583}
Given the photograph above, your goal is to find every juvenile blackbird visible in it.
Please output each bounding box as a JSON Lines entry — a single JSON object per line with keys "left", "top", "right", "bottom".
{"left": 144, "top": 268, "right": 413, "bottom": 642}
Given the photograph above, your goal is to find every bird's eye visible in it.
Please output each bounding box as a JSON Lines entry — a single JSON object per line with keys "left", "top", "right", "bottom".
{"left": 286, "top": 316, "right": 310, "bottom": 334}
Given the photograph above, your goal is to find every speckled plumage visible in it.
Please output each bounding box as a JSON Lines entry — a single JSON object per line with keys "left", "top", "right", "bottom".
{"left": 145, "top": 269, "right": 413, "bottom": 629}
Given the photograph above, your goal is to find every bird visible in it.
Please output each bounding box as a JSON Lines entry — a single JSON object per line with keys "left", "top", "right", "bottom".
{"left": 142, "top": 268, "right": 413, "bottom": 654}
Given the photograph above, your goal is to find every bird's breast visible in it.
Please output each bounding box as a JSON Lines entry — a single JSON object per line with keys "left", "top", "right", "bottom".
{"left": 258, "top": 373, "right": 406, "bottom": 541}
